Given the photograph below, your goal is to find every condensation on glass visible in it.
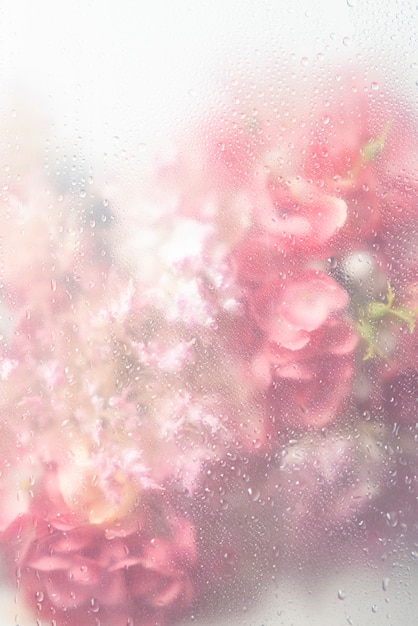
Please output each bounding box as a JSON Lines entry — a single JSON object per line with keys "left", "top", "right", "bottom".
{"left": 0, "top": 1, "right": 417, "bottom": 625}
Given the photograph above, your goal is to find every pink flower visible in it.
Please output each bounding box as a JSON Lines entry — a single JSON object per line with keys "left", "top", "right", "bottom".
{"left": 250, "top": 269, "right": 350, "bottom": 349}
{"left": 253, "top": 177, "right": 348, "bottom": 250}
{"left": 246, "top": 271, "right": 356, "bottom": 428}
{"left": 275, "top": 271, "right": 348, "bottom": 331}
{"left": 260, "top": 318, "right": 357, "bottom": 428}
{"left": 1, "top": 468, "right": 197, "bottom": 626}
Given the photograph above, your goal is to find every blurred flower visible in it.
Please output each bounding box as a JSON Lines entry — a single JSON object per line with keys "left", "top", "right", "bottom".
{"left": 250, "top": 269, "right": 350, "bottom": 348}
{"left": 1, "top": 466, "right": 196, "bottom": 626}
{"left": 263, "top": 318, "right": 357, "bottom": 429}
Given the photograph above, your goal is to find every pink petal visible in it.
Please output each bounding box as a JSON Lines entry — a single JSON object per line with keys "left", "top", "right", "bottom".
{"left": 282, "top": 272, "right": 349, "bottom": 332}
{"left": 28, "top": 554, "right": 69, "bottom": 571}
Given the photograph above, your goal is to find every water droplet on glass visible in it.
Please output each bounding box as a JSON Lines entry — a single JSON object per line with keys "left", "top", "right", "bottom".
{"left": 346, "top": 0, "right": 357, "bottom": 6}
{"left": 247, "top": 486, "right": 260, "bottom": 502}
{"left": 90, "top": 597, "right": 100, "bottom": 612}
{"left": 50, "top": 279, "right": 57, "bottom": 292}
{"left": 385, "top": 511, "right": 398, "bottom": 527}
{"left": 301, "top": 56, "right": 309, "bottom": 67}
{"left": 247, "top": 487, "right": 260, "bottom": 502}
{"left": 223, "top": 551, "right": 235, "bottom": 566}
{"left": 370, "top": 81, "right": 379, "bottom": 91}
{"left": 343, "top": 36, "right": 352, "bottom": 46}
{"left": 321, "top": 116, "right": 330, "bottom": 125}
{"left": 382, "top": 577, "right": 390, "bottom": 591}
{"left": 338, "top": 589, "right": 346, "bottom": 600}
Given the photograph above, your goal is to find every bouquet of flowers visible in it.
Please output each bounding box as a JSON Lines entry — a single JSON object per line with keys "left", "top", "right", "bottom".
{"left": 0, "top": 68, "right": 417, "bottom": 625}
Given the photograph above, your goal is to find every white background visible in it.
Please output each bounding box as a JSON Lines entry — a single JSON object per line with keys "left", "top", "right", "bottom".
{"left": 0, "top": 0, "right": 416, "bottom": 162}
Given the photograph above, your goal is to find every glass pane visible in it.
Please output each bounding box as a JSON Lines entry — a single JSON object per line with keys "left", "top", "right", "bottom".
{"left": 0, "top": 1, "right": 417, "bottom": 625}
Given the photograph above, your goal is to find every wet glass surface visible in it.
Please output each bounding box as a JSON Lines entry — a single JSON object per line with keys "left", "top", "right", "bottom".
{"left": 0, "top": 1, "right": 417, "bottom": 625}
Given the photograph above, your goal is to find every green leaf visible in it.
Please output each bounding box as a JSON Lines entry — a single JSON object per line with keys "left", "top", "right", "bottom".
{"left": 356, "top": 282, "right": 417, "bottom": 360}
{"left": 360, "top": 122, "right": 390, "bottom": 163}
